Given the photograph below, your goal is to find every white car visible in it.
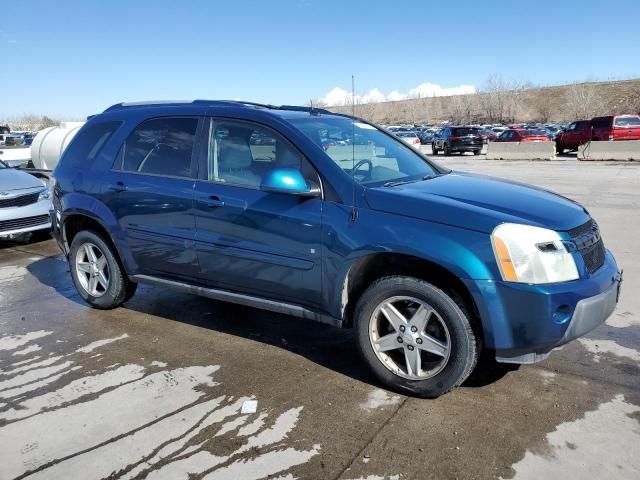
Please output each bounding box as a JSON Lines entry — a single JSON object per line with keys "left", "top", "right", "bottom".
{"left": 394, "top": 131, "right": 421, "bottom": 149}
{"left": 0, "top": 160, "right": 51, "bottom": 238}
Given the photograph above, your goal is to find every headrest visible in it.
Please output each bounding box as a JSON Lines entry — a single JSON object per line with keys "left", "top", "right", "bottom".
{"left": 219, "top": 136, "right": 252, "bottom": 169}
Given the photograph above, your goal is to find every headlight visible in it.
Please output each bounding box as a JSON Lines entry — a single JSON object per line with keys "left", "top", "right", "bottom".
{"left": 491, "top": 223, "right": 579, "bottom": 284}
{"left": 38, "top": 187, "right": 51, "bottom": 201}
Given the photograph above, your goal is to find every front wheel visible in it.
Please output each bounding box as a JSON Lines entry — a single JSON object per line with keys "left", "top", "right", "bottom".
{"left": 443, "top": 143, "right": 451, "bottom": 156}
{"left": 431, "top": 143, "right": 439, "bottom": 155}
{"left": 69, "top": 230, "right": 136, "bottom": 309}
{"left": 354, "top": 276, "right": 480, "bottom": 398}
{"left": 473, "top": 150, "right": 481, "bottom": 156}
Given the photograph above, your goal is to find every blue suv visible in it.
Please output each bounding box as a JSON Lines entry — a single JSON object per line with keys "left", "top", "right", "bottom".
{"left": 51, "top": 101, "right": 622, "bottom": 397}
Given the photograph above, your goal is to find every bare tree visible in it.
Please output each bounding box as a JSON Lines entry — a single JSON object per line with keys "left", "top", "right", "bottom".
{"left": 565, "top": 82, "right": 605, "bottom": 119}
{"left": 355, "top": 99, "right": 379, "bottom": 122}
{"left": 403, "top": 92, "right": 425, "bottom": 125}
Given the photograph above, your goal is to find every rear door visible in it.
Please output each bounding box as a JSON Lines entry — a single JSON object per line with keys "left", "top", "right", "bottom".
{"left": 192, "top": 117, "right": 323, "bottom": 307}
{"left": 103, "top": 116, "right": 201, "bottom": 279}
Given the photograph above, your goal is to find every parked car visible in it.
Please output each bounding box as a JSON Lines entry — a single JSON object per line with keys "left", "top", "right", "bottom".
{"left": 478, "top": 128, "right": 497, "bottom": 143}
{"left": 51, "top": 100, "right": 621, "bottom": 398}
{"left": 495, "top": 129, "right": 551, "bottom": 143}
{"left": 395, "top": 131, "right": 421, "bottom": 149}
{"left": 0, "top": 159, "right": 52, "bottom": 238}
{"left": 542, "top": 125, "right": 561, "bottom": 140}
{"left": 555, "top": 120, "right": 591, "bottom": 153}
{"left": 591, "top": 114, "right": 640, "bottom": 141}
{"left": 417, "top": 129, "right": 438, "bottom": 145}
{"left": 3, "top": 135, "right": 22, "bottom": 146}
{"left": 432, "top": 126, "right": 483, "bottom": 155}
{"left": 491, "top": 126, "right": 507, "bottom": 137}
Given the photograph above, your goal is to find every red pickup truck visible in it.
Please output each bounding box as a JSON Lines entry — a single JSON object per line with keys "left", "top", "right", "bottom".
{"left": 556, "top": 114, "right": 640, "bottom": 153}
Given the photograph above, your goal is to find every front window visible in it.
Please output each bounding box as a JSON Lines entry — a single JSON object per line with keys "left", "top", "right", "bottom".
{"left": 208, "top": 119, "right": 319, "bottom": 189}
{"left": 288, "top": 115, "right": 442, "bottom": 186}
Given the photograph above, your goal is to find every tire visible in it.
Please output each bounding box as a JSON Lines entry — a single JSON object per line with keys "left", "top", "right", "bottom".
{"left": 69, "top": 230, "right": 136, "bottom": 309}
{"left": 473, "top": 150, "right": 481, "bottom": 156}
{"left": 556, "top": 144, "right": 564, "bottom": 154}
{"left": 443, "top": 143, "right": 451, "bottom": 156}
{"left": 354, "top": 276, "right": 480, "bottom": 398}
{"left": 431, "top": 143, "right": 438, "bottom": 155}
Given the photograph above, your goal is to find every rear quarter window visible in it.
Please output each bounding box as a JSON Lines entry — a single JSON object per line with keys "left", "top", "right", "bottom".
{"left": 60, "top": 121, "right": 122, "bottom": 168}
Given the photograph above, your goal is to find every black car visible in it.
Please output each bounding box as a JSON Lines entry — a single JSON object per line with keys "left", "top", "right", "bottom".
{"left": 432, "top": 127, "right": 483, "bottom": 155}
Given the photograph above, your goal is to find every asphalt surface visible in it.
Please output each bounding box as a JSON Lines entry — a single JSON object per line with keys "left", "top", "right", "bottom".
{"left": 0, "top": 157, "right": 639, "bottom": 480}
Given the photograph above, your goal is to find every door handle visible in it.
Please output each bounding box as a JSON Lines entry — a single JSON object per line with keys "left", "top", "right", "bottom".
{"left": 207, "top": 196, "right": 225, "bottom": 208}
{"left": 108, "top": 182, "right": 127, "bottom": 192}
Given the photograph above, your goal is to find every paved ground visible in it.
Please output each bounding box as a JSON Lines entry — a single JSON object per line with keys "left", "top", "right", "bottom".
{"left": 0, "top": 158, "right": 639, "bottom": 480}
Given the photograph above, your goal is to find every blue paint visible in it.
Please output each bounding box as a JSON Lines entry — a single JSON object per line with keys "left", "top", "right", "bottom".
{"left": 51, "top": 101, "right": 621, "bottom": 361}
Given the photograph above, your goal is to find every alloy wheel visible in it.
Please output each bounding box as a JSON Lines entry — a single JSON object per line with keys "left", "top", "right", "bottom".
{"left": 75, "top": 242, "right": 110, "bottom": 297}
{"left": 369, "top": 296, "right": 451, "bottom": 380}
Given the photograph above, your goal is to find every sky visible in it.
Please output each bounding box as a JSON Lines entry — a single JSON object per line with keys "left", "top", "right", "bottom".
{"left": 1, "top": 0, "right": 639, "bottom": 118}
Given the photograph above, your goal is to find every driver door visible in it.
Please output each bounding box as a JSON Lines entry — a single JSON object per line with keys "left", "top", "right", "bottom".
{"left": 193, "top": 118, "right": 323, "bottom": 307}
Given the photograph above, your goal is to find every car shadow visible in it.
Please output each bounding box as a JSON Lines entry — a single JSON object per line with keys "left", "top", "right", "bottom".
{"left": 26, "top": 255, "right": 515, "bottom": 393}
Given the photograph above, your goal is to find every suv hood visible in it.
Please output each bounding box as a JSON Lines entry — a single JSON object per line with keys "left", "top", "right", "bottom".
{"left": 365, "top": 171, "right": 589, "bottom": 233}
{"left": 0, "top": 167, "right": 44, "bottom": 192}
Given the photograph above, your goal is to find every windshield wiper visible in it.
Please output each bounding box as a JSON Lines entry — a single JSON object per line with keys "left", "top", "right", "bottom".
{"left": 382, "top": 175, "right": 438, "bottom": 187}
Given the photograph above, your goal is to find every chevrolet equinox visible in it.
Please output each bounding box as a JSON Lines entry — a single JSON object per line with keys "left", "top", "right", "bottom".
{"left": 51, "top": 101, "right": 622, "bottom": 397}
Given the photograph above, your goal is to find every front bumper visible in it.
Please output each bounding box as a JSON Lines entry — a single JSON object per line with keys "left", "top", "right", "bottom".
{"left": 463, "top": 250, "right": 621, "bottom": 364}
{"left": 0, "top": 199, "right": 52, "bottom": 237}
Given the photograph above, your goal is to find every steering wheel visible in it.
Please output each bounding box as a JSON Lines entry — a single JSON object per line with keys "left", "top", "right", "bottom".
{"left": 352, "top": 159, "right": 373, "bottom": 181}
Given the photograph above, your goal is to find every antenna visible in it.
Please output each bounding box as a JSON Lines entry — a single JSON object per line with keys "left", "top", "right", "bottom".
{"left": 350, "top": 75, "right": 357, "bottom": 223}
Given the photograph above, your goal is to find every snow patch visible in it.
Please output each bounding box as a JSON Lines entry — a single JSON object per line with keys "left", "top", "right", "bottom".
{"left": 579, "top": 338, "right": 640, "bottom": 363}
{"left": 507, "top": 395, "right": 640, "bottom": 479}
{"left": 11, "top": 344, "right": 42, "bottom": 356}
{"left": 360, "top": 388, "right": 402, "bottom": 411}
{"left": 76, "top": 333, "right": 129, "bottom": 353}
{"left": 0, "top": 330, "right": 52, "bottom": 352}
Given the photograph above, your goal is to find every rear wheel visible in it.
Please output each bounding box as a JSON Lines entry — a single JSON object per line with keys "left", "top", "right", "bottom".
{"left": 556, "top": 144, "right": 564, "bottom": 154}
{"left": 431, "top": 143, "right": 439, "bottom": 155}
{"left": 473, "top": 150, "right": 481, "bottom": 156}
{"left": 69, "top": 230, "right": 136, "bottom": 309}
{"left": 354, "top": 276, "right": 480, "bottom": 398}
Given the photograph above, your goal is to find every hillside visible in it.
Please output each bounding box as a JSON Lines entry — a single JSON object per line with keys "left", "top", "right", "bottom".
{"left": 329, "top": 78, "right": 640, "bottom": 124}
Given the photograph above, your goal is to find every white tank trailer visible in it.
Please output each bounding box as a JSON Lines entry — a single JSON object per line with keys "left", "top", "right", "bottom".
{"left": 30, "top": 121, "right": 85, "bottom": 170}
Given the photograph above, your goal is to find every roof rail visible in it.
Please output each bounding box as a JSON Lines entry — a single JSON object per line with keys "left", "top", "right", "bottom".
{"left": 101, "top": 99, "right": 335, "bottom": 116}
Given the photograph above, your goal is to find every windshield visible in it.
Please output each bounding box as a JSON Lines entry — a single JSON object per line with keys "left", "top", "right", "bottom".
{"left": 288, "top": 115, "right": 442, "bottom": 186}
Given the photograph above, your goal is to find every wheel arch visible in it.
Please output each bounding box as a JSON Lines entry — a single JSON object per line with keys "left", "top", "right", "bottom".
{"left": 62, "top": 212, "right": 132, "bottom": 276}
{"left": 341, "top": 252, "right": 483, "bottom": 342}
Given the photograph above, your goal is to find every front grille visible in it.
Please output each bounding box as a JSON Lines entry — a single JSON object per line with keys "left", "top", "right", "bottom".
{"left": 0, "top": 192, "right": 40, "bottom": 208}
{"left": 567, "top": 219, "right": 606, "bottom": 274}
{"left": 0, "top": 214, "right": 50, "bottom": 233}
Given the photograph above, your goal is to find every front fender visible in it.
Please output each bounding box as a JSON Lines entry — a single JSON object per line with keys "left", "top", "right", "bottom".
{"left": 321, "top": 203, "right": 498, "bottom": 320}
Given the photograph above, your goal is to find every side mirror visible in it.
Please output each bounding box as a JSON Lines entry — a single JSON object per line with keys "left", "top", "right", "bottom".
{"left": 260, "top": 167, "right": 320, "bottom": 197}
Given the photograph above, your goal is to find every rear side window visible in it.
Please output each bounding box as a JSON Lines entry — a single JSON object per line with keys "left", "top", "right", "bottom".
{"left": 61, "top": 121, "right": 121, "bottom": 168}
{"left": 614, "top": 116, "right": 640, "bottom": 127}
{"left": 119, "top": 117, "right": 198, "bottom": 178}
